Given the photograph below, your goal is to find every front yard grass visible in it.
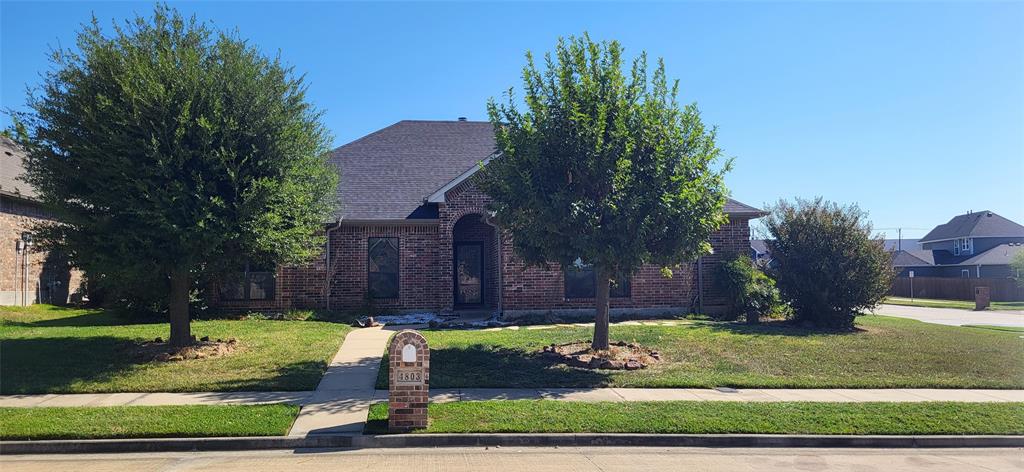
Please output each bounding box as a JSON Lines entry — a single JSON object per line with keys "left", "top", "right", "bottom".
{"left": 885, "top": 297, "right": 1024, "bottom": 311}
{"left": 0, "top": 404, "right": 299, "bottom": 440}
{"left": 0, "top": 305, "right": 351, "bottom": 394}
{"left": 377, "top": 315, "right": 1024, "bottom": 389}
{"left": 365, "top": 400, "right": 1024, "bottom": 435}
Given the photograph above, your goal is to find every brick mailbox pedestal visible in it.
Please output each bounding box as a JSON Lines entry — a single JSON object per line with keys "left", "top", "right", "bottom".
{"left": 975, "top": 286, "right": 991, "bottom": 311}
{"left": 388, "top": 330, "right": 429, "bottom": 432}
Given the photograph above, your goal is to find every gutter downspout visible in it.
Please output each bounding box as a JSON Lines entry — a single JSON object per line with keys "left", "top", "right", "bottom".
{"left": 324, "top": 218, "right": 343, "bottom": 311}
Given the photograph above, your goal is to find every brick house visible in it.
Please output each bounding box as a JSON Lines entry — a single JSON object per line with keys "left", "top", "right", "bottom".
{"left": 0, "top": 137, "right": 83, "bottom": 305}
{"left": 213, "top": 120, "right": 764, "bottom": 317}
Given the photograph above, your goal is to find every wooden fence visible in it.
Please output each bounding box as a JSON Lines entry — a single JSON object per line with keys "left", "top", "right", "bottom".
{"left": 890, "top": 277, "right": 1024, "bottom": 302}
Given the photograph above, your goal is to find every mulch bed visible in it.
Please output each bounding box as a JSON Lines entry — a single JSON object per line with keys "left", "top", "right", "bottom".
{"left": 540, "top": 341, "right": 661, "bottom": 370}
{"left": 126, "top": 337, "right": 239, "bottom": 362}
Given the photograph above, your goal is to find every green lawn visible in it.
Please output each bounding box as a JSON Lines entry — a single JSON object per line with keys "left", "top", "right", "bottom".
{"left": 0, "top": 305, "right": 351, "bottom": 393}
{"left": 377, "top": 316, "right": 1024, "bottom": 389}
{"left": 885, "top": 297, "right": 1024, "bottom": 311}
{"left": 366, "top": 400, "right": 1024, "bottom": 435}
{"left": 0, "top": 404, "right": 299, "bottom": 440}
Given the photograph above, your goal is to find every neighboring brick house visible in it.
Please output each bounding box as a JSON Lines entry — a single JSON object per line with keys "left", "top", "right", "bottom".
{"left": 212, "top": 120, "right": 765, "bottom": 317}
{"left": 0, "top": 137, "right": 83, "bottom": 305}
{"left": 892, "top": 211, "right": 1024, "bottom": 278}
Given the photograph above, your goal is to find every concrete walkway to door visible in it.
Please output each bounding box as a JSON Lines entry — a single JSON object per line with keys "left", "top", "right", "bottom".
{"left": 286, "top": 325, "right": 395, "bottom": 436}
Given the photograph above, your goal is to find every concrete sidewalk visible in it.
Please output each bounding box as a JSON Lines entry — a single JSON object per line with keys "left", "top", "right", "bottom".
{"left": 875, "top": 304, "right": 1024, "bottom": 327}
{"left": 412, "top": 387, "right": 1024, "bottom": 403}
{"left": 4, "top": 387, "right": 1022, "bottom": 408}
{"left": 285, "top": 325, "right": 395, "bottom": 437}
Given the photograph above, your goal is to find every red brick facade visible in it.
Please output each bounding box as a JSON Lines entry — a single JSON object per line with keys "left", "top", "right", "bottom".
{"left": 214, "top": 181, "right": 752, "bottom": 316}
{"left": 0, "top": 196, "right": 84, "bottom": 306}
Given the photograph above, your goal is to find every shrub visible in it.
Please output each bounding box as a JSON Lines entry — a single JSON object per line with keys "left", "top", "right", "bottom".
{"left": 1011, "top": 251, "right": 1024, "bottom": 287}
{"left": 763, "top": 198, "right": 894, "bottom": 329}
{"left": 715, "top": 253, "right": 781, "bottom": 323}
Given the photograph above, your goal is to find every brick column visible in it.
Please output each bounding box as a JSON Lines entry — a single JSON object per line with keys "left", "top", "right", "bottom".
{"left": 388, "top": 330, "right": 429, "bottom": 432}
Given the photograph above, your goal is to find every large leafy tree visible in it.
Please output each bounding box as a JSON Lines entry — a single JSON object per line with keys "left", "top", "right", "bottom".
{"left": 12, "top": 5, "right": 337, "bottom": 346}
{"left": 481, "top": 34, "right": 730, "bottom": 350}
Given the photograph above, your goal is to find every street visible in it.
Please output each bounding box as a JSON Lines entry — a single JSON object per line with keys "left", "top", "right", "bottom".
{"left": 875, "top": 304, "right": 1024, "bottom": 327}
{"left": 2, "top": 447, "right": 1021, "bottom": 471}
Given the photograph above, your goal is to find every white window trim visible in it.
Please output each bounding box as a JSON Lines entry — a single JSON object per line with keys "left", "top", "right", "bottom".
{"left": 961, "top": 269, "right": 970, "bottom": 278}
{"left": 953, "top": 239, "right": 960, "bottom": 256}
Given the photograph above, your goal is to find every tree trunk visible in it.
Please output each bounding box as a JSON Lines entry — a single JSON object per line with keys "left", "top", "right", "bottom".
{"left": 592, "top": 267, "right": 611, "bottom": 351}
{"left": 168, "top": 267, "right": 192, "bottom": 348}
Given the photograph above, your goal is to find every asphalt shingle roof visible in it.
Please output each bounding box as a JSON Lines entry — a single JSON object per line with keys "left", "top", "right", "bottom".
{"left": 959, "top": 243, "right": 1024, "bottom": 266}
{"left": 330, "top": 120, "right": 764, "bottom": 221}
{"left": 919, "top": 211, "right": 1024, "bottom": 243}
{"left": 0, "top": 137, "right": 38, "bottom": 201}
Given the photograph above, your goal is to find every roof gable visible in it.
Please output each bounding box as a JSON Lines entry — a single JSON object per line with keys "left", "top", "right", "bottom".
{"left": 333, "top": 119, "right": 764, "bottom": 220}
{"left": 920, "top": 211, "right": 1024, "bottom": 243}
{"left": 330, "top": 120, "right": 496, "bottom": 220}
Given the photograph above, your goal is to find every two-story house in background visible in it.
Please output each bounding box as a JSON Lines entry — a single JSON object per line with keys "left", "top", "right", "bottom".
{"left": 893, "top": 210, "right": 1024, "bottom": 278}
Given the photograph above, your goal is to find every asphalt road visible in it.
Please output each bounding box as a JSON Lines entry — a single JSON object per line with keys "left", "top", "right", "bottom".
{"left": 2, "top": 447, "right": 1022, "bottom": 471}
{"left": 875, "top": 304, "right": 1024, "bottom": 327}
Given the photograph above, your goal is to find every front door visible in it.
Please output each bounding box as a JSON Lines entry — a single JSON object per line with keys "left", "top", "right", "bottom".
{"left": 454, "top": 242, "right": 483, "bottom": 307}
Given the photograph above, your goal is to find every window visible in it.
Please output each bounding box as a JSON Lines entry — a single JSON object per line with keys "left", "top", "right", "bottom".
{"left": 961, "top": 269, "right": 970, "bottom": 278}
{"left": 563, "top": 259, "right": 630, "bottom": 299}
{"left": 219, "top": 262, "right": 275, "bottom": 301}
{"left": 368, "top": 237, "right": 399, "bottom": 298}
{"left": 954, "top": 238, "right": 973, "bottom": 256}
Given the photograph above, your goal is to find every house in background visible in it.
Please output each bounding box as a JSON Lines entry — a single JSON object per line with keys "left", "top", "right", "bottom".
{"left": 212, "top": 119, "right": 766, "bottom": 317}
{"left": 894, "top": 211, "right": 1024, "bottom": 278}
{"left": 0, "top": 137, "right": 83, "bottom": 305}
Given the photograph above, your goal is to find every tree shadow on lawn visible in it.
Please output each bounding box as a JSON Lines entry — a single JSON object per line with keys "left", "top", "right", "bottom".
{"left": 197, "top": 360, "right": 333, "bottom": 392}
{"left": 1, "top": 307, "right": 160, "bottom": 328}
{"left": 376, "top": 344, "right": 613, "bottom": 389}
{"left": 0, "top": 336, "right": 332, "bottom": 394}
{"left": 700, "top": 320, "right": 865, "bottom": 338}
{"left": 0, "top": 336, "right": 139, "bottom": 394}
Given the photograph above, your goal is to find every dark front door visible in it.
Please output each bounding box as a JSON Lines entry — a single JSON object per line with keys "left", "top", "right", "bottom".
{"left": 454, "top": 242, "right": 483, "bottom": 307}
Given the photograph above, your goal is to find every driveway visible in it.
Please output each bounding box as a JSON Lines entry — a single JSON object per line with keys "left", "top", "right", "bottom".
{"left": 874, "top": 304, "right": 1024, "bottom": 328}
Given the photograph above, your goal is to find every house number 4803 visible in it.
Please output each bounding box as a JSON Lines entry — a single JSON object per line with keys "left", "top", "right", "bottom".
{"left": 396, "top": 370, "right": 422, "bottom": 383}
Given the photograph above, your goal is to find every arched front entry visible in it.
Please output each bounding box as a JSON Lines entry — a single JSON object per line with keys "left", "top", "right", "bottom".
{"left": 451, "top": 214, "right": 497, "bottom": 311}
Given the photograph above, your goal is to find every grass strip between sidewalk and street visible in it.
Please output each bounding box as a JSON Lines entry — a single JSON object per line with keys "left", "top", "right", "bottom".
{"left": 884, "top": 297, "right": 1024, "bottom": 311}
{"left": 365, "top": 400, "right": 1024, "bottom": 435}
{"left": 0, "top": 404, "right": 300, "bottom": 440}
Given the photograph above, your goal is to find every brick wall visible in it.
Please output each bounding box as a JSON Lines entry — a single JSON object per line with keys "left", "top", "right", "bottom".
{"left": 328, "top": 223, "right": 445, "bottom": 312}
{"left": 0, "top": 197, "right": 84, "bottom": 305}
{"left": 213, "top": 181, "right": 753, "bottom": 316}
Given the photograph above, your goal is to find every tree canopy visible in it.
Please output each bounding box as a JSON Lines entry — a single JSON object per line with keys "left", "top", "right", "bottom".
{"left": 11, "top": 5, "right": 338, "bottom": 346}
{"left": 480, "top": 34, "right": 730, "bottom": 349}
{"left": 763, "top": 198, "right": 894, "bottom": 329}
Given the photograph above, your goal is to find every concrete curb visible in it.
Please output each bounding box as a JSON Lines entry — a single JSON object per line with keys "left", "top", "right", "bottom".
{"left": 3, "top": 433, "right": 1022, "bottom": 454}
{"left": 353, "top": 433, "right": 1024, "bottom": 449}
{"left": 0, "top": 435, "right": 352, "bottom": 455}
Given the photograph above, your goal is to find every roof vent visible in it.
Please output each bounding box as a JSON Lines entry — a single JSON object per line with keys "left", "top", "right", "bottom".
{"left": 457, "top": 117, "right": 467, "bottom": 122}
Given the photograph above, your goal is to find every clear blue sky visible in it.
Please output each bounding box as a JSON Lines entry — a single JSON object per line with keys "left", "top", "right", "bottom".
{"left": 3, "top": 1, "right": 1022, "bottom": 238}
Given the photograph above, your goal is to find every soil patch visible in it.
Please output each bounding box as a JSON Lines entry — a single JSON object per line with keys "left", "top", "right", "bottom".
{"left": 541, "top": 341, "right": 661, "bottom": 370}
{"left": 126, "top": 337, "right": 239, "bottom": 363}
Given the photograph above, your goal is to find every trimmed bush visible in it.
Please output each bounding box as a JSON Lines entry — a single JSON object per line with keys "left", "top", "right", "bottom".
{"left": 715, "top": 254, "right": 781, "bottom": 323}
{"left": 764, "top": 198, "right": 894, "bottom": 329}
